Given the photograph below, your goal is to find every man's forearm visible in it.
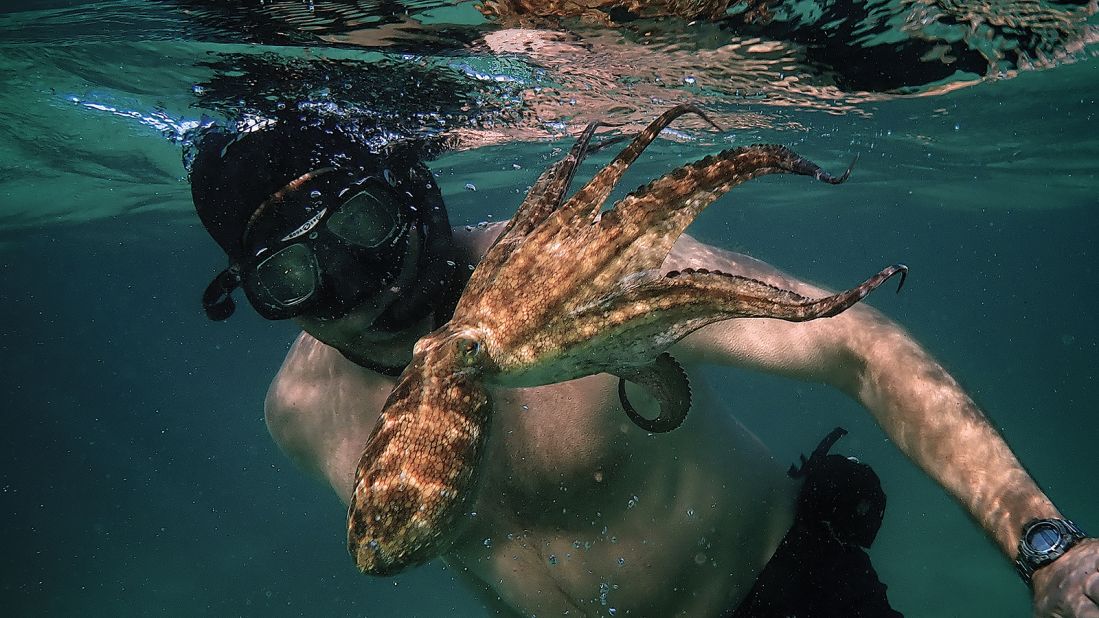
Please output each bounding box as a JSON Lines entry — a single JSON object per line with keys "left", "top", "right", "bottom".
{"left": 849, "top": 323, "right": 1061, "bottom": 558}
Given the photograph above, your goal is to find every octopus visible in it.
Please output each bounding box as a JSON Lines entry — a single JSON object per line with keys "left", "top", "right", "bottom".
{"left": 347, "top": 103, "right": 908, "bottom": 575}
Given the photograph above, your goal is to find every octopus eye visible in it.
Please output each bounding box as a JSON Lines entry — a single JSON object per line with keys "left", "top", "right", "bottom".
{"left": 454, "top": 337, "right": 483, "bottom": 365}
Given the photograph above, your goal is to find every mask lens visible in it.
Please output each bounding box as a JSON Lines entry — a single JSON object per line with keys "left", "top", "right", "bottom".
{"left": 326, "top": 182, "right": 405, "bottom": 248}
{"left": 252, "top": 243, "right": 318, "bottom": 307}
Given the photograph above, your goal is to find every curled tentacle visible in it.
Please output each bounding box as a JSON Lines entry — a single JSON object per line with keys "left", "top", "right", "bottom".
{"left": 615, "top": 352, "right": 691, "bottom": 433}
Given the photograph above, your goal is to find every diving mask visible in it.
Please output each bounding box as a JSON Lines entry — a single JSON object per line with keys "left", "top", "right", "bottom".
{"left": 202, "top": 168, "right": 414, "bottom": 321}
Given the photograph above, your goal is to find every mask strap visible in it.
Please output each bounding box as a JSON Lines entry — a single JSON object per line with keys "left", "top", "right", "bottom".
{"left": 202, "top": 267, "right": 242, "bottom": 321}
{"left": 241, "top": 167, "right": 339, "bottom": 249}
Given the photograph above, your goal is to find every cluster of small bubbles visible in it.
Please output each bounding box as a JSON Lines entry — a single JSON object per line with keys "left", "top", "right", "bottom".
{"left": 483, "top": 538, "right": 493, "bottom": 548}
{"left": 599, "top": 581, "right": 610, "bottom": 605}
{"left": 573, "top": 540, "right": 582, "bottom": 549}
{"left": 626, "top": 495, "right": 639, "bottom": 509}
{"left": 548, "top": 554, "right": 558, "bottom": 566}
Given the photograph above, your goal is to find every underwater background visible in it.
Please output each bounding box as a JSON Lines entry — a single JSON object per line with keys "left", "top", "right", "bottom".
{"left": 1, "top": 0, "right": 1097, "bottom": 616}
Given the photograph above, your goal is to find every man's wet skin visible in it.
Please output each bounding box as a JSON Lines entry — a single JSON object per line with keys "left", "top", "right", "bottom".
{"left": 263, "top": 200, "right": 1098, "bottom": 616}
{"left": 262, "top": 200, "right": 913, "bottom": 618}
{"left": 269, "top": 226, "right": 810, "bottom": 615}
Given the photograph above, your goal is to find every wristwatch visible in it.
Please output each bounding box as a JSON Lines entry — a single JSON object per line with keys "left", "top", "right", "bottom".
{"left": 1014, "top": 518, "right": 1087, "bottom": 586}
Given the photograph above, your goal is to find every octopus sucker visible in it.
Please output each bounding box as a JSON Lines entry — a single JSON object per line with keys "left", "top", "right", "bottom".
{"left": 348, "top": 103, "right": 906, "bottom": 575}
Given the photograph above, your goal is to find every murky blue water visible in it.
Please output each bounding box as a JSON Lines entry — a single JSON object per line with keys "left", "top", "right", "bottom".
{"left": 1, "top": 1, "right": 1096, "bottom": 616}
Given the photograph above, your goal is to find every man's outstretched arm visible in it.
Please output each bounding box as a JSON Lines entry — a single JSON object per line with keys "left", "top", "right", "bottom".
{"left": 666, "top": 236, "right": 1098, "bottom": 617}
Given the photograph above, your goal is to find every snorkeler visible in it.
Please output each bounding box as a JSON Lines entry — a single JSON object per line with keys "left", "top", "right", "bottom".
{"left": 190, "top": 112, "right": 1097, "bottom": 617}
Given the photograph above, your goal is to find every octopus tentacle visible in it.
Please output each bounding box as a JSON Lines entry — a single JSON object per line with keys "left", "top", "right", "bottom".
{"left": 473, "top": 122, "right": 607, "bottom": 284}
{"left": 497, "top": 122, "right": 606, "bottom": 241}
{"left": 561, "top": 265, "right": 908, "bottom": 362}
{"left": 347, "top": 104, "right": 906, "bottom": 577}
{"left": 554, "top": 103, "right": 721, "bottom": 226}
{"left": 582, "top": 144, "right": 855, "bottom": 291}
{"left": 615, "top": 352, "right": 691, "bottom": 433}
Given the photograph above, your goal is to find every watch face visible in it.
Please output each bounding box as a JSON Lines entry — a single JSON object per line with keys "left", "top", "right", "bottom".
{"left": 1027, "top": 523, "right": 1062, "bottom": 554}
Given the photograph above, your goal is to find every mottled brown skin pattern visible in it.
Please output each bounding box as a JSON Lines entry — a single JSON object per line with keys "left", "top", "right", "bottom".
{"left": 347, "top": 327, "right": 492, "bottom": 575}
{"left": 348, "top": 104, "right": 904, "bottom": 575}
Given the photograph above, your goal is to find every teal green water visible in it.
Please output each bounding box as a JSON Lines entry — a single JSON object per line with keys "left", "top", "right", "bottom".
{"left": 1, "top": 1, "right": 1097, "bottom": 616}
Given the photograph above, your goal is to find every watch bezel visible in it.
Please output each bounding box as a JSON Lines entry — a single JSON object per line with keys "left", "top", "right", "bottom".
{"left": 1014, "top": 518, "right": 1087, "bottom": 586}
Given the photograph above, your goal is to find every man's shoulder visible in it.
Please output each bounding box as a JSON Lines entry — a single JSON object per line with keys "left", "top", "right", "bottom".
{"left": 266, "top": 333, "right": 387, "bottom": 410}
{"left": 450, "top": 221, "right": 509, "bottom": 261}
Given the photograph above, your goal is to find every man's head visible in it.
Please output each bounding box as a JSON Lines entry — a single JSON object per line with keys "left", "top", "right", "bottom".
{"left": 190, "top": 112, "right": 455, "bottom": 333}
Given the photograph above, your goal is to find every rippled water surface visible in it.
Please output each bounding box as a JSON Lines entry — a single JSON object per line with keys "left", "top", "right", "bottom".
{"left": 1, "top": 0, "right": 1097, "bottom": 616}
